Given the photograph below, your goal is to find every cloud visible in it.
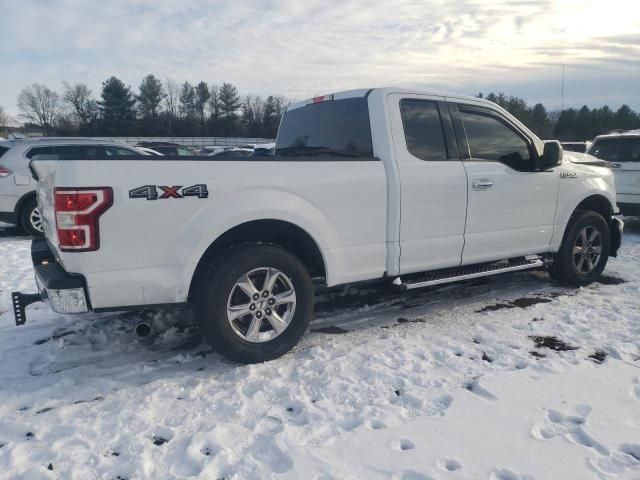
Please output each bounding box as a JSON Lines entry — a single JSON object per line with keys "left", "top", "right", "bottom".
{"left": 1, "top": 0, "right": 639, "bottom": 116}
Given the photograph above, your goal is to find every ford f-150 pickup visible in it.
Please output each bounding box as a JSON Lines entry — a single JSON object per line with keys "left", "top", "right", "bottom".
{"left": 13, "top": 87, "right": 623, "bottom": 363}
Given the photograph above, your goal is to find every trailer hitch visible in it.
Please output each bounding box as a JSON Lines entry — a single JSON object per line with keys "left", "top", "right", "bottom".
{"left": 12, "top": 292, "right": 42, "bottom": 326}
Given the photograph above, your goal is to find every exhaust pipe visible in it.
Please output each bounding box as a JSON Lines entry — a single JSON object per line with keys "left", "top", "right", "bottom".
{"left": 135, "top": 322, "right": 152, "bottom": 337}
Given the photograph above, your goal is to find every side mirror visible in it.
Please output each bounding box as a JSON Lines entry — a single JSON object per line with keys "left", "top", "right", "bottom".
{"left": 541, "top": 141, "right": 563, "bottom": 170}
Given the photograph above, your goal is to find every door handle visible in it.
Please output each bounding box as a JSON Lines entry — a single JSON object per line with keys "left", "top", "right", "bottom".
{"left": 472, "top": 180, "right": 494, "bottom": 190}
{"left": 610, "top": 163, "right": 621, "bottom": 169}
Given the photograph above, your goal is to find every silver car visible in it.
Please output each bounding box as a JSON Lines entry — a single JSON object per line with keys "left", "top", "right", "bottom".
{"left": 0, "top": 138, "right": 147, "bottom": 236}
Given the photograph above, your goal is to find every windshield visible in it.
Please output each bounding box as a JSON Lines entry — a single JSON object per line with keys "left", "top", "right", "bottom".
{"left": 276, "top": 98, "right": 373, "bottom": 157}
{"left": 589, "top": 138, "right": 640, "bottom": 162}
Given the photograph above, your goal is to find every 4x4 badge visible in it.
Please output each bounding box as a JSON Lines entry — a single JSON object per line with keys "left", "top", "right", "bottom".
{"left": 560, "top": 172, "right": 578, "bottom": 179}
{"left": 129, "top": 184, "right": 209, "bottom": 200}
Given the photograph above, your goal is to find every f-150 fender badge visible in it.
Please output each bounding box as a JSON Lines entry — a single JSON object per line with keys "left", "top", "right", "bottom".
{"left": 129, "top": 184, "right": 209, "bottom": 200}
{"left": 560, "top": 172, "right": 578, "bottom": 179}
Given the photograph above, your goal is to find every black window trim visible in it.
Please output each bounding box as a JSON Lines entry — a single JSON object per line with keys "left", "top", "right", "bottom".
{"left": 399, "top": 98, "right": 457, "bottom": 161}
{"left": 455, "top": 103, "right": 541, "bottom": 172}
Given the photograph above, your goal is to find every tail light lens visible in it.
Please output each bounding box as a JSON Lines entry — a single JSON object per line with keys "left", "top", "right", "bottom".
{"left": 0, "top": 164, "right": 12, "bottom": 178}
{"left": 54, "top": 187, "right": 113, "bottom": 252}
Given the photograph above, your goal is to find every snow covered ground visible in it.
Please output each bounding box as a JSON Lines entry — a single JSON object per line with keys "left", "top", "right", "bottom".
{"left": 1, "top": 220, "right": 639, "bottom": 480}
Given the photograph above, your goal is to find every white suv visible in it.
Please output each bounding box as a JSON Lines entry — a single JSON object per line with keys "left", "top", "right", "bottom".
{"left": 588, "top": 131, "right": 640, "bottom": 216}
{"left": 0, "top": 138, "right": 147, "bottom": 235}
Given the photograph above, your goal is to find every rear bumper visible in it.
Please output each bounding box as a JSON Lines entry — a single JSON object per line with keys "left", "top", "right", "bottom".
{"left": 12, "top": 239, "right": 90, "bottom": 325}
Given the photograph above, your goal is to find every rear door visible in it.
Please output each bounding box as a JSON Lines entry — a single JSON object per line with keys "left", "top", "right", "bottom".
{"left": 451, "top": 102, "right": 558, "bottom": 265}
{"left": 589, "top": 137, "right": 640, "bottom": 205}
{"left": 387, "top": 93, "right": 468, "bottom": 274}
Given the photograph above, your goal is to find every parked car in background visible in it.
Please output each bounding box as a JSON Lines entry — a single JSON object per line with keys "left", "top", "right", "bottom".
{"left": 251, "top": 143, "right": 276, "bottom": 156}
{"left": 135, "top": 146, "right": 164, "bottom": 156}
{"left": 210, "top": 147, "right": 253, "bottom": 158}
{"left": 0, "top": 138, "right": 147, "bottom": 236}
{"left": 588, "top": 130, "right": 640, "bottom": 216}
{"left": 561, "top": 142, "right": 590, "bottom": 153}
{"left": 195, "top": 146, "right": 219, "bottom": 156}
{"left": 135, "top": 142, "right": 194, "bottom": 156}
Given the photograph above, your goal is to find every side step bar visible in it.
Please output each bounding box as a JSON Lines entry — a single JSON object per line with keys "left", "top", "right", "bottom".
{"left": 393, "top": 256, "right": 545, "bottom": 291}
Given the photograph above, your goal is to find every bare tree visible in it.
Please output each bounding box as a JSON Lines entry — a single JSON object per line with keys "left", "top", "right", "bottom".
{"left": 17, "top": 83, "right": 61, "bottom": 135}
{"left": 207, "top": 85, "right": 220, "bottom": 121}
{"left": 0, "top": 105, "right": 9, "bottom": 126}
{"left": 62, "top": 82, "right": 97, "bottom": 130}
{"left": 241, "top": 95, "right": 266, "bottom": 136}
{"left": 164, "top": 78, "right": 179, "bottom": 134}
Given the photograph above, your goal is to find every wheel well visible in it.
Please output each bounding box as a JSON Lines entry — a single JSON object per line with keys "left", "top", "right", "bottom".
{"left": 574, "top": 195, "right": 613, "bottom": 219}
{"left": 14, "top": 191, "right": 36, "bottom": 219}
{"left": 188, "top": 219, "right": 326, "bottom": 300}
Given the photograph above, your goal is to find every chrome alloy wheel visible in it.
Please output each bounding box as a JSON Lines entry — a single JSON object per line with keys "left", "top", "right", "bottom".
{"left": 573, "top": 226, "right": 602, "bottom": 274}
{"left": 30, "top": 207, "right": 43, "bottom": 233}
{"left": 226, "top": 267, "right": 297, "bottom": 343}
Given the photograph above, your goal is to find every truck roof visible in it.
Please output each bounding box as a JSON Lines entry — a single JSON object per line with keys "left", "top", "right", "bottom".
{"left": 288, "top": 87, "right": 496, "bottom": 111}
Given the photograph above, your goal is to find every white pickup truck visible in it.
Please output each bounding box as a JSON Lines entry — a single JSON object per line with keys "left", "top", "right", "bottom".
{"left": 13, "top": 87, "right": 622, "bottom": 363}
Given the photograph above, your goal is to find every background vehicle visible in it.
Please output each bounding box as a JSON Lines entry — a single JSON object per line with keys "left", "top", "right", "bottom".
{"left": 210, "top": 147, "right": 253, "bottom": 158}
{"left": 588, "top": 131, "right": 640, "bottom": 216}
{"left": 16, "top": 88, "right": 622, "bottom": 363}
{"left": 561, "top": 142, "right": 590, "bottom": 153}
{"left": 0, "top": 138, "right": 147, "bottom": 236}
{"left": 135, "top": 142, "right": 194, "bottom": 156}
{"left": 135, "top": 146, "right": 164, "bottom": 156}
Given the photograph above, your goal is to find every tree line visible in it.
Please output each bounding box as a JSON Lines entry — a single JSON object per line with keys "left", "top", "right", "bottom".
{"left": 11, "top": 75, "right": 291, "bottom": 138}
{"left": 477, "top": 93, "right": 640, "bottom": 141}
{"left": 3, "top": 79, "right": 639, "bottom": 141}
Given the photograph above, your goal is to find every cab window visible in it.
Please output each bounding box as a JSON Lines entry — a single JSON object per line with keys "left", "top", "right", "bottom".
{"left": 460, "top": 107, "right": 533, "bottom": 171}
{"left": 400, "top": 99, "right": 448, "bottom": 161}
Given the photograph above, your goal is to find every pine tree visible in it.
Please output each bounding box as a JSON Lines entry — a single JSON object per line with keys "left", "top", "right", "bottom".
{"left": 179, "top": 82, "right": 196, "bottom": 119}
{"left": 97, "top": 77, "right": 136, "bottom": 135}
{"left": 137, "top": 74, "right": 165, "bottom": 119}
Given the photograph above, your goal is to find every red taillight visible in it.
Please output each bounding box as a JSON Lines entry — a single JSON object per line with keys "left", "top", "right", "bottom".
{"left": 311, "top": 94, "right": 334, "bottom": 104}
{"left": 0, "top": 164, "right": 12, "bottom": 178}
{"left": 54, "top": 187, "right": 113, "bottom": 252}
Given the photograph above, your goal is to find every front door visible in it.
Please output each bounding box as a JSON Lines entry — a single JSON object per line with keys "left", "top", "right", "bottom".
{"left": 452, "top": 103, "right": 559, "bottom": 265}
{"left": 387, "top": 93, "right": 468, "bottom": 274}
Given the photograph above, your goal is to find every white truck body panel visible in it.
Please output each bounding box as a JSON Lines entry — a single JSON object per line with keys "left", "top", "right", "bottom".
{"left": 34, "top": 160, "right": 387, "bottom": 308}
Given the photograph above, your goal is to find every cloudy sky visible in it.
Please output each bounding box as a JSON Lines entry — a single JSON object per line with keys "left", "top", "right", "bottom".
{"left": 1, "top": 0, "right": 639, "bottom": 117}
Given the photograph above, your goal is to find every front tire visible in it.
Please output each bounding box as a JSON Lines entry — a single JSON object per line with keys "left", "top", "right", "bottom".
{"left": 549, "top": 210, "right": 610, "bottom": 286}
{"left": 20, "top": 196, "right": 44, "bottom": 238}
{"left": 193, "top": 244, "right": 314, "bottom": 363}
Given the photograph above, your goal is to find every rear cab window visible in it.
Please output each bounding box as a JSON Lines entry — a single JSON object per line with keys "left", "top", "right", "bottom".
{"left": 399, "top": 99, "right": 449, "bottom": 161}
{"left": 276, "top": 97, "right": 374, "bottom": 158}
{"left": 590, "top": 138, "right": 640, "bottom": 162}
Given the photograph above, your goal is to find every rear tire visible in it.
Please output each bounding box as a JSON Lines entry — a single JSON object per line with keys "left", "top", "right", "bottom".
{"left": 19, "top": 196, "right": 44, "bottom": 238}
{"left": 193, "top": 243, "right": 314, "bottom": 363}
{"left": 549, "top": 210, "right": 609, "bottom": 286}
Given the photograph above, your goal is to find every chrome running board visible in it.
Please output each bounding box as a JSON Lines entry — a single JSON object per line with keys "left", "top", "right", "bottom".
{"left": 394, "top": 256, "right": 544, "bottom": 291}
